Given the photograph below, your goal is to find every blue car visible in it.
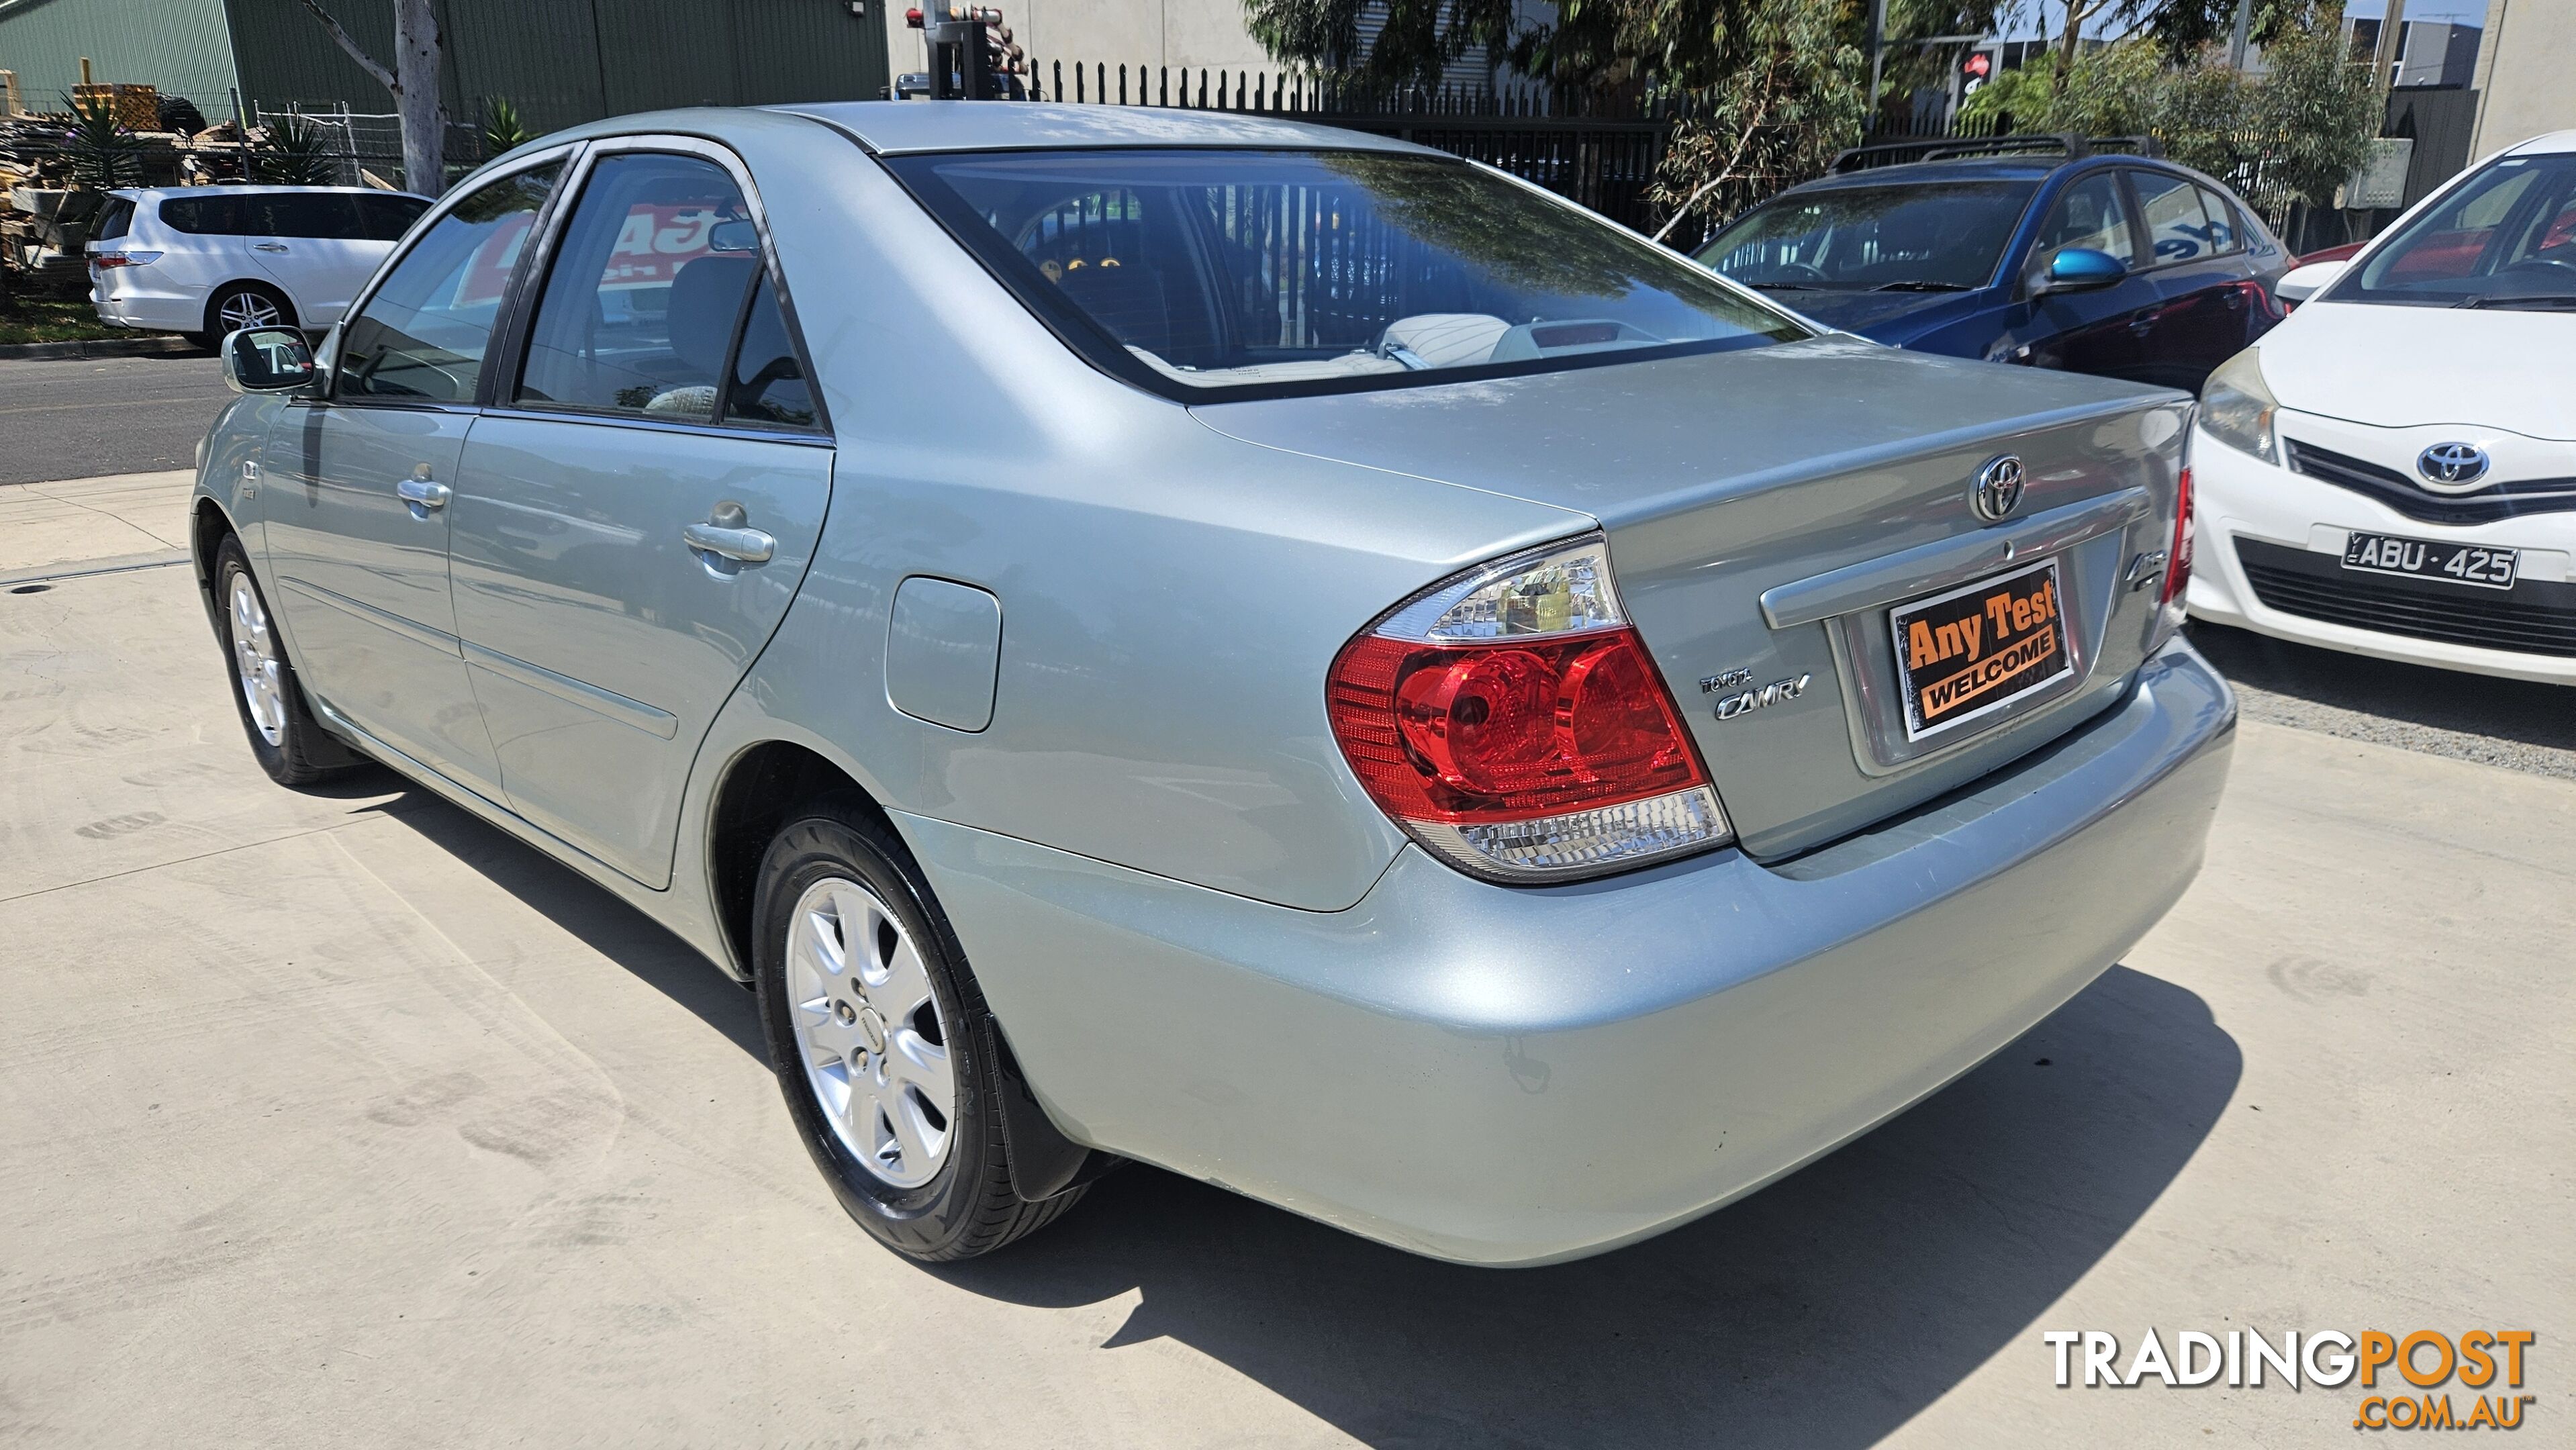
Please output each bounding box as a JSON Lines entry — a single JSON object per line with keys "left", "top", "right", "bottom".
{"left": 1697, "top": 136, "right": 2290, "bottom": 391}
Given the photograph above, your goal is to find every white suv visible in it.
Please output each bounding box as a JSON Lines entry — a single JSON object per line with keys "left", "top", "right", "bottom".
{"left": 87, "top": 185, "right": 431, "bottom": 346}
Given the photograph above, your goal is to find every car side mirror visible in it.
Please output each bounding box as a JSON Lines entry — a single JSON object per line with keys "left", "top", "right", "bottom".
{"left": 2036, "top": 248, "right": 2126, "bottom": 295}
{"left": 222, "top": 326, "right": 316, "bottom": 395}
{"left": 2274, "top": 259, "right": 2348, "bottom": 305}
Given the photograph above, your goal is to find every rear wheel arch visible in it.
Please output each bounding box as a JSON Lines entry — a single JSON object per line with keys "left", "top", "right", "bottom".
{"left": 706, "top": 738, "right": 894, "bottom": 979}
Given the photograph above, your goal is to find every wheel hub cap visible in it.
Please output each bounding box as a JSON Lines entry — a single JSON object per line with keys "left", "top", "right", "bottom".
{"left": 228, "top": 573, "right": 287, "bottom": 747}
{"left": 785, "top": 876, "right": 955, "bottom": 1189}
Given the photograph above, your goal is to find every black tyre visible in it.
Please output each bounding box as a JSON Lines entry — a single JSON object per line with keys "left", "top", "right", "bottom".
{"left": 199, "top": 282, "right": 294, "bottom": 349}
{"left": 211, "top": 533, "right": 361, "bottom": 787}
{"left": 751, "top": 793, "right": 1084, "bottom": 1260}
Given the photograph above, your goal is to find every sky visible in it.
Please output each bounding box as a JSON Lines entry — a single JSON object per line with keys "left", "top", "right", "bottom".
{"left": 1995, "top": 0, "right": 2494, "bottom": 43}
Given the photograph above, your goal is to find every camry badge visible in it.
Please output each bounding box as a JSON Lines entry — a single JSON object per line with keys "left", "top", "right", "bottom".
{"left": 1711, "top": 673, "right": 1813, "bottom": 721}
{"left": 2416, "top": 442, "right": 2491, "bottom": 489}
{"left": 1970, "top": 454, "right": 2026, "bottom": 522}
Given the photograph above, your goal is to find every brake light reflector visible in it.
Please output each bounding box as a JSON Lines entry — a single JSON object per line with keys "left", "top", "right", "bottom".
{"left": 2160, "top": 465, "right": 2195, "bottom": 607}
{"left": 89, "top": 251, "right": 160, "bottom": 269}
{"left": 1327, "top": 536, "right": 1730, "bottom": 881}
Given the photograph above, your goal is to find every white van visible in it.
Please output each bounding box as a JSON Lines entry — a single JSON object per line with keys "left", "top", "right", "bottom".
{"left": 87, "top": 185, "right": 432, "bottom": 346}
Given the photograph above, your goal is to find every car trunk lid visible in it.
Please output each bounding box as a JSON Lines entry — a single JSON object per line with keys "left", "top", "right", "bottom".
{"left": 1194, "top": 338, "right": 2193, "bottom": 857}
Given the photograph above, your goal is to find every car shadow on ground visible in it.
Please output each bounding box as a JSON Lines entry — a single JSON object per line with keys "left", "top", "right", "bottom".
{"left": 925, "top": 963, "right": 2238, "bottom": 1449}
{"left": 370, "top": 775, "right": 2240, "bottom": 1449}
{"left": 368, "top": 777, "right": 769, "bottom": 1060}
{"left": 2190, "top": 621, "right": 2576, "bottom": 754}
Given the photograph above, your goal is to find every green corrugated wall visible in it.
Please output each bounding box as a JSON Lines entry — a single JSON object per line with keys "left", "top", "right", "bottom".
{"left": 222, "top": 0, "right": 890, "bottom": 135}
{"left": 0, "top": 0, "right": 244, "bottom": 117}
{"left": 1, "top": 0, "right": 890, "bottom": 135}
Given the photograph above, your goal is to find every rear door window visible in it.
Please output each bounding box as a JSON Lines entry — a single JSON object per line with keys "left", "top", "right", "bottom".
{"left": 514, "top": 152, "right": 764, "bottom": 423}
{"left": 355, "top": 194, "right": 430, "bottom": 242}
{"left": 2192, "top": 185, "right": 2244, "bottom": 255}
{"left": 160, "top": 195, "right": 245, "bottom": 234}
{"left": 247, "top": 192, "right": 365, "bottom": 240}
{"left": 2131, "top": 171, "right": 2222, "bottom": 266}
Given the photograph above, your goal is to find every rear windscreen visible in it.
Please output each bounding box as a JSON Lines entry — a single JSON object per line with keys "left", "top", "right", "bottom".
{"left": 887, "top": 148, "right": 1808, "bottom": 399}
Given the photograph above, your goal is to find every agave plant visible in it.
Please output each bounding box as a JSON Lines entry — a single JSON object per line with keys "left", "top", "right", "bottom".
{"left": 482, "top": 96, "right": 534, "bottom": 159}
{"left": 62, "top": 91, "right": 146, "bottom": 191}
{"left": 252, "top": 113, "right": 341, "bottom": 187}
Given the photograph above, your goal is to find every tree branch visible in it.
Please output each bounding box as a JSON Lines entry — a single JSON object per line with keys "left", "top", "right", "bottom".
{"left": 295, "top": 0, "right": 399, "bottom": 95}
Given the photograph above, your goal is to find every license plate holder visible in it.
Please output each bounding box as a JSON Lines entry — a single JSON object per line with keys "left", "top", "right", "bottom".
{"left": 2340, "top": 531, "right": 2520, "bottom": 590}
{"left": 1890, "top": 558, "right": 2074, "bottom": 742}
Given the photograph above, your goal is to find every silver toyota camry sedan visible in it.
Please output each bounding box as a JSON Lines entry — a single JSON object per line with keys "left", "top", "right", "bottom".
{"left": 191, "top": 103, "right": 2234, "bottom": 1266}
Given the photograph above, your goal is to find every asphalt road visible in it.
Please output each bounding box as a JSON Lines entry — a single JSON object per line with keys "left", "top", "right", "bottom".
{"left": 0, "top": 350, "right": 230, "bottom": 485}
{"left": 1, "top": 545, "right": 2565, "bottom": 1447}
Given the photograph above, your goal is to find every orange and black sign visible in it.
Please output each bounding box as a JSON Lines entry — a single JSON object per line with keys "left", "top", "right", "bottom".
{"left": 1891, "top": 559, "right": 2072, "bottom": 740}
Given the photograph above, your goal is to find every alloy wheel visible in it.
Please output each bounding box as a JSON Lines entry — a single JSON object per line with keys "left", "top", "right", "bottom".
{"left": 218, "top": 290, "right": 282, "bottom": 332}
{"left": 785, "top": 875, "right": 956, "bottom": 1189}
{"left": 228, "top": 571, "right": 287, "bottom": 746}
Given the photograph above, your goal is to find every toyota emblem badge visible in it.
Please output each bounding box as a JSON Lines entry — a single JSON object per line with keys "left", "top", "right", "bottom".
{"left": 1970, "top": 454, "right": 2026, "bottom": 522}
{"left": 2416, "top": 442, "right": 2491, "bottom": 490}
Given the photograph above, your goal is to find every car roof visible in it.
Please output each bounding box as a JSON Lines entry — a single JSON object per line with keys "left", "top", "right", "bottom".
{"left": 2506, "top": 129, "right": 2576, "bottom": 156}
{"left": 766, "top": 100, "right": 1440, "bottom": 158}
{"left": 110, "top": 185, "right": 432, "bottom": 199}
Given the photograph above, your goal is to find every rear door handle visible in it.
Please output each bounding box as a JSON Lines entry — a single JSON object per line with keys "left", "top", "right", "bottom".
{"left": 683, "top": 501, "right": 774, "bottom": 567}
{"left": 252, "top": 242, "right": 289, "bottom": 253}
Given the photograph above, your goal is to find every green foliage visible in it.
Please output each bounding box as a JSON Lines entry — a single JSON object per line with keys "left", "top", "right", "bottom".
{"left": 1957, "top": 23, "right": 2377, "bottom": 221}
{"left": 62, "top": 91, "right": 146, "bottom": 191}
{"left": 1241, "top": 0, "right": 1868, "bottom": 239}
{"left": 481, "top": 97, "right": 534, "bottom": 158}
{"left": 252, "top": 114, "right": 341, "bottom": 186}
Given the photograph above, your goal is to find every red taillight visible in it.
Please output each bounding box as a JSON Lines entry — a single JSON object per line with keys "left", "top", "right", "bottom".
{"left": 2160, "top": 465, "right": 2195, "bottom": 607}
{"left": 1331, "top": 628, "right": 1708, "bottom": 825}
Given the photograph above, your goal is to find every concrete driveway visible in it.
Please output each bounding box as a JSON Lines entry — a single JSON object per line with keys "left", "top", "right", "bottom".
{"left": 0, "top": 483, "right": 2567, "bottom": 1447}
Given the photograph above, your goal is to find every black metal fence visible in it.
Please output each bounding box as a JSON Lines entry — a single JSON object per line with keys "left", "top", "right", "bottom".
{"left": 1028, "top": 64, "right": 1687, "bottom": 234}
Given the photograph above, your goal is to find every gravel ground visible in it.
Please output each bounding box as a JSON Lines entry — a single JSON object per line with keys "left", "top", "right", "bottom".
{"left": 2190, "top": 621, "right": 2576, "bottom": 781}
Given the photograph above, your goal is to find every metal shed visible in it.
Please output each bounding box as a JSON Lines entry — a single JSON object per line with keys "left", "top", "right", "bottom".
{"left": 2, "top": 0, "right": 890, "bottom": 138}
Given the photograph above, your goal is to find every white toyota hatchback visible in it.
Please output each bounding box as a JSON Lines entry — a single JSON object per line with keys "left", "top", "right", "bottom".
{"left": 87, "top": 185, "right": 431, "bottom": 346}
{"left": 2188, "top": 130, "right": 2576, "bottom": 683}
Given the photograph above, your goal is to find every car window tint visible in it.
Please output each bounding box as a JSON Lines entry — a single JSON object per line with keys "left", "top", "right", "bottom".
{"left": 337, "top": 164, "right": 559, "bottom": 403}
{"left": 354, "top": 194, "right": 429, "bottom": 242}
{"left": 159, "top": 194, "right": 244, "bottom": 234}
{"left": 723, "top": 274, "right": 818, "bottom": 429}
{"left": 2193, "top": 185, "right": 2244, "bottom": 254}
{"left": 2034, "top": 174, "right": 2135, "bottom": 267}
{"left": 2132, "top": 171, "right": 2219, "bottom": 265}
{"left": 1697, "top": 181, "right": 2036, "bottom": 291}
{"left": 246, "top": 192, "right": 365, "bottom": 240}
{"left": 94, "top": 196, "right": 134, "bottom": 241}
{"left": 516, "top": 153, "right": 760, "bottom": 422}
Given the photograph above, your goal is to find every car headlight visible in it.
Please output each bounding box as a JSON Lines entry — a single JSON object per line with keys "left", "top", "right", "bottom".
{"left": 2198, "top": 348, "right": 2279, "bottom": 464}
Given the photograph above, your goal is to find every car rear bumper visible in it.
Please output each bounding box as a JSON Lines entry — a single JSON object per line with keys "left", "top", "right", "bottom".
{"left": 2187, "top": 426, "right": 2576, "bottom": 684}
{"left": 91, "top": 282, "right": 202, "bottom": 334}
{"left": 901, "top": 638, "right": 2235, "bottom": 1265}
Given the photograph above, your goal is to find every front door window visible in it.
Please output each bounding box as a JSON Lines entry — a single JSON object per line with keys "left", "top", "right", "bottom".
{"left": 336, "top": 164, "right": 560, "bottom": 402}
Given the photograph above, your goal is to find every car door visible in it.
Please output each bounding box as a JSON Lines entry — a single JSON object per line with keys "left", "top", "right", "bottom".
{"left": 262, "top": 162, "right": 563, "bottom": 798}
{"left": 447, "top": 141, "right": 832, "bottom": 888}
{"left": 2126, "top": 168, "right": 2252, "bottom": 391}
{"left": 241, "top": 191, "right": 377, "bottom": 325}
{"left": 2017, "top": 169, "right": 2156, "bottom": 382}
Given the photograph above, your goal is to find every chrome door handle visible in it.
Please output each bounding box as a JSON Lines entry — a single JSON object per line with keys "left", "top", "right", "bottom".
{"left": 252, "top": 242, "right": 289, "bottom": 252}
{"left": 396, "top": 473, "right": 450, "bottom": 516}
{"left": 681, "top": 522, "right": 775, "bottom": 563}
